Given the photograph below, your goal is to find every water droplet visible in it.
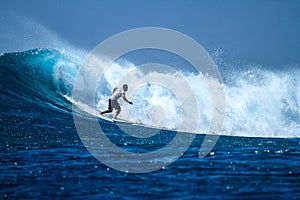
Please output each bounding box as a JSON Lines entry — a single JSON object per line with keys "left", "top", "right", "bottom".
{"left": 275, "top": 150, "right": 283, "bottom": 154}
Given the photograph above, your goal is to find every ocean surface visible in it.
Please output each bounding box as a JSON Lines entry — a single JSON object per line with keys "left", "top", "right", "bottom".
{"left": 1, "top": 48, "right": 300, "bottom": 199}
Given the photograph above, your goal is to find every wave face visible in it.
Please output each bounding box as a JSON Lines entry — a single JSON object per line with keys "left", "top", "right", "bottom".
{"left": 1, "top": 48, "right": 300, "bottom": 138}
{"left": 0, "top": 48, "right": 78, "bottom": 112}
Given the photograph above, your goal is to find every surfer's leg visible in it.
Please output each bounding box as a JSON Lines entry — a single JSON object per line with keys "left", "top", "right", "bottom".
{"left": 100, "top": 99, "right": 112, "bottom": 115}
{"left": 114, "top": 109, "right": 120, "bottom": 119}
{"left": 113, "top": 102, "right": 121, "bottom": 119}
{"left": 100, "top": 109, "right": 112, "bottom": 115}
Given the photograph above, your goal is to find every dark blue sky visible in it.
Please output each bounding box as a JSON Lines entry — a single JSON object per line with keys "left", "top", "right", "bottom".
{"left": 1, "top": 0, "right": 300, "bottom": 67}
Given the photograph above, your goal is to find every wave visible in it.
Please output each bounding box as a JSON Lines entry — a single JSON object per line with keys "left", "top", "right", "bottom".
{"left": 0, "top": 48, "right": 78, "bottom": 112}
{"left": 1, "top": 48, "right": 299, "bottom": 138}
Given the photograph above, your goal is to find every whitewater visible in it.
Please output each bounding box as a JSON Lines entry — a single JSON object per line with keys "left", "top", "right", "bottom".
{"left": 1, "top": 48, "right": 299, "bottom": 138}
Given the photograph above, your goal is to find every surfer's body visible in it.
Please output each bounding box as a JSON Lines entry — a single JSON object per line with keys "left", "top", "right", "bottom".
{"left": 100, "top": 84, "right": 132, "bottom": 119}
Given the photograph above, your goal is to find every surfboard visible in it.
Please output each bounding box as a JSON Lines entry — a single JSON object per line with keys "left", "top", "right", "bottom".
{"left": 98, "top": 115, "right": 134, "bottom": 124}
{"left": 98, "top": 114, "right": 207, "bottom": 135}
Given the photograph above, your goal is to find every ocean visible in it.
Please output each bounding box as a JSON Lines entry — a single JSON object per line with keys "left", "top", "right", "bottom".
{"left": 0, "top": 48, "right": 300, "bottom": 199}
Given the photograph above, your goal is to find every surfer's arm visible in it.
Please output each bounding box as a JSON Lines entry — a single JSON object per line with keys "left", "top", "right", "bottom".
{"left": 122, "top": 95, "right": 132, "bottom": 104}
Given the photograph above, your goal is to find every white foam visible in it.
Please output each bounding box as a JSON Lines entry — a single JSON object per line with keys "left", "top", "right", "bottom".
{"left": 93, "top": 61, "right": 300, "bottom": 138}
{"left": 224, "top": 68, "right": 300, "bottom": 138}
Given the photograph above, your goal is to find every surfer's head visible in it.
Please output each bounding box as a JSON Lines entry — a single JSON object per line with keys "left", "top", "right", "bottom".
{"left": 123, "top": 84, "right": 128, "bottom": 91}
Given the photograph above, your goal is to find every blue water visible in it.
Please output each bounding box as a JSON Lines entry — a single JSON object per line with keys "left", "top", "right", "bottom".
{"left": 1, "top": 49, "right": 300, "bottom": 199}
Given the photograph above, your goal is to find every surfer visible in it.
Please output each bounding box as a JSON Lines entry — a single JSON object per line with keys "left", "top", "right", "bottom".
{"left": 100, "top": 84, "right": 133, "bottom": 119}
